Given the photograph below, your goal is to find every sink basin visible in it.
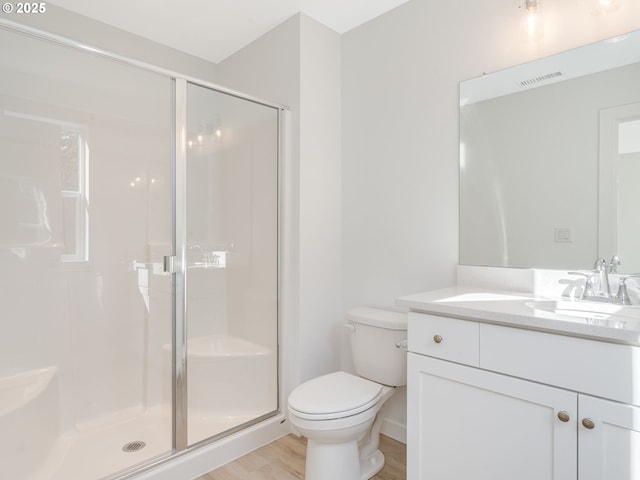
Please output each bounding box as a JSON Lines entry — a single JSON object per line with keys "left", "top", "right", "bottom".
{"left": 526, "top": 300, "right": 640, "bottom": 322}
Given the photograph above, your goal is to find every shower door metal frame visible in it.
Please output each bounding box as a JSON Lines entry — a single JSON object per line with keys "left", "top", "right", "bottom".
{"left": 0, "top": 17, "right": 288, "bottom": 478}
{"left": 173, "top": 78, "right": 189, "bottom": 452}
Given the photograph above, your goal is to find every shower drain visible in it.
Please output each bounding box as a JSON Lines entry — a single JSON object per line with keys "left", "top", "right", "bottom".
{"left": 122, "top": 441, "right": 146, "bottom": 453}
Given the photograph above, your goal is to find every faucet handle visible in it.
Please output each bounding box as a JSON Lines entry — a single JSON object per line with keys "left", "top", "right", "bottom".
{"left": 615, "top": 274, "right": 640, "bottom": 305}
{"left": 609, "top": 255, "right": 622, "bottom": 273}
{"left": 615, "top": 276, "right": 632, "bottom": 305}
{"left": 568, "top": 271, "right": 594, "bottom": 300}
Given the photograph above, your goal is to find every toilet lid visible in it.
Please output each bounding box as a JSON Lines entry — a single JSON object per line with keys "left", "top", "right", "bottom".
{"left": 288, "top": 371, "right": 382, "bottom": 419}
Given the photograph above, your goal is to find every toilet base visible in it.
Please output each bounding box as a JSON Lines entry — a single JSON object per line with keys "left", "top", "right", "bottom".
{"left": 360, "top": 449, "right": 385, "bottom": 480}
{"left": 305, "top": 441, "right": 385, "bottom": 480}
{"left": 305, "top": 438, "right": 360, "bottom": 480}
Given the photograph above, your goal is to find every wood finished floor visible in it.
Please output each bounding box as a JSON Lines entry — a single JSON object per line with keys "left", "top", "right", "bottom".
{"left": 198, "top": 434, "right": 406, "bottom": 480}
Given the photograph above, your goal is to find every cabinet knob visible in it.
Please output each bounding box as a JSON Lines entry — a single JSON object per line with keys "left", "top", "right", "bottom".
{"left": 557, "top": 411, "right": 570, "bottom": 423}
{"left": 582, "top": 418, "right": 595, "bottom": 430}
{"left": 433, "top": 335, "right": 443, "bottom": 344}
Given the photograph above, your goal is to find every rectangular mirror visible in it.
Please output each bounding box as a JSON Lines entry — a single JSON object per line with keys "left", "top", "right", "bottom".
{"left": 459, "top": 30, "right": 640, "bottom": 272}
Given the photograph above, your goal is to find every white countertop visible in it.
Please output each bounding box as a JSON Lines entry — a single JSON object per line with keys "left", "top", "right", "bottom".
{"left": 396, "top": 286, "right": 640, "bottom": 346}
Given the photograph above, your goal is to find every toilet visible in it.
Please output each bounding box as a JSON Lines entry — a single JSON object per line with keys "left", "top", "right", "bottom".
{"left": 288, "top": 307, "right": 407, "bottom": 480}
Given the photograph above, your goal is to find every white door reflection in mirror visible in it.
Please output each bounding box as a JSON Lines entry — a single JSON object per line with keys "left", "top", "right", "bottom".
{"left": 599, "top": 103, "right": 640, "bottom": 272}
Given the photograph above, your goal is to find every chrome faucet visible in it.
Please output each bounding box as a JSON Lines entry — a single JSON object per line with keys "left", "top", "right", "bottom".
{"left": 574, "top": 256, "right": 640, "bottom": 304}
{"left": 570, "top": 258, "right": 613, "bottom": 302}
{"left": 570, "top": 256, "right": 640, "bottom": 305}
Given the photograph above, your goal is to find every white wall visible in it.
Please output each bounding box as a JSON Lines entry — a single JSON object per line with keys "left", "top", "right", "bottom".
{"left": 342, "top": 0, "right": 640, "bottom": 441}
{"left": 298, "top": 16, "right": 343, "bottom": 382}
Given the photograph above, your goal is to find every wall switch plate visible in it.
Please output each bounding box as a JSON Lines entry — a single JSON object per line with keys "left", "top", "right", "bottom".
{"left": 554, "top": 227, "right": 573, "bottom": 243}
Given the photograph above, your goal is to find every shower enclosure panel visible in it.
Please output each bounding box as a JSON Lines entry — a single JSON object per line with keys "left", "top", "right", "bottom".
{"left": 0, "top": 27, "right": 174, "bottom": 479}
{"left": 185, "top": 83, "right": 279, "bottom": 446}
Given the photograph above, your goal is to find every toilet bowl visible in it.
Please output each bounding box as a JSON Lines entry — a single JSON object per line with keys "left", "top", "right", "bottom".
{"left": 287, "top": 308, "right": 407, "bottom": 480}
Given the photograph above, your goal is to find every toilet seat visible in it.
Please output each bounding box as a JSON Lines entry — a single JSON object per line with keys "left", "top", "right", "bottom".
{"left": 288, "top": 371, "right": 382, "bottom": 420}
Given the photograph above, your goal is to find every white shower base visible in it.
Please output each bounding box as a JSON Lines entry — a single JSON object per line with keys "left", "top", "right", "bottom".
{"left": 22, "top": 334, "right": 275, "bottom": 480}
{"left": 33, "top": 406, "right": 171, "bottom": 480}
{"left": 0, "top": 334, "right": 274, "bottom": 479}
{"left": 32, "top": 405, "right": 260, "bottom": 480}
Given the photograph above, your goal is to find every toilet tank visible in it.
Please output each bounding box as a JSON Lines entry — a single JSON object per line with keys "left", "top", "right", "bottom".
{"left": 348, "top": 307, "right": 407, "bottom": 387}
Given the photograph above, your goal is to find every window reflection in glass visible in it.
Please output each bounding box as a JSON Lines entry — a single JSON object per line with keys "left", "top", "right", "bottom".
{"left": 59, "top": 128, "right": 88, "bottom": 262}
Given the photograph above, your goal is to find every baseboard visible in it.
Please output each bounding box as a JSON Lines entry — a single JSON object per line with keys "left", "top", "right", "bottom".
{"left": 381, "top": 417, "right": 406, "bottom": 444}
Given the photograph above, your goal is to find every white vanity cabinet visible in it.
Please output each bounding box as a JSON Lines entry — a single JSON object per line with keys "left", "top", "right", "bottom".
{"left": 407, "top": 312, "right": 640, "bottom": 480}
{"left": 408, "top": 354, "right": 577, "bottom": 479}
{"left": 579, "top": 395, "right": 640, "bottom": 480}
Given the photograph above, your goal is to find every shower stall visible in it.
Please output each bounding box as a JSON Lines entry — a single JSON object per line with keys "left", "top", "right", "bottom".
{"left": 0, "top": 21, "right": 284, "bottom": 480}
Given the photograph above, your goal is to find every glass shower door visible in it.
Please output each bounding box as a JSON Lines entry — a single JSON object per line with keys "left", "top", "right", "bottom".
{"left": 0, "top": 26, "right": 174, "bottom": 479}
{"left": 185, "top": 83, "right": 279, "bottom": 445}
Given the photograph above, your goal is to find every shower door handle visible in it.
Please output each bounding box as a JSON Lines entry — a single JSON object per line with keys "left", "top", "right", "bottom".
{"left": 164, "top": 255, "right": 176, "bottom": 274}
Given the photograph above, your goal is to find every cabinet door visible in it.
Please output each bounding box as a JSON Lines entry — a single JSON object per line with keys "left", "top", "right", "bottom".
{"left": 407, "top": 353, "right": 577, "bottom": 480}
{"left": 579, "top": 394, "right": 640, "bottom": 480}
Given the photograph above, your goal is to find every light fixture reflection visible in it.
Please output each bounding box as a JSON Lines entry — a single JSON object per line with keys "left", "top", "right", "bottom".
{"left": 524, "top": 0, "right": 544, "bottom": 41}
{"left": 128, "top": 176, "right": 156, "bottom": 188}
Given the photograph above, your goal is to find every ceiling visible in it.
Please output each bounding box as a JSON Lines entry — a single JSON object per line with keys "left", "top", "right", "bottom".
{"left": 47, "top": 0, "right": 411, "bottom": 64}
